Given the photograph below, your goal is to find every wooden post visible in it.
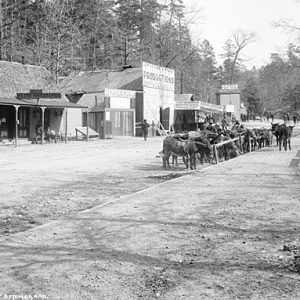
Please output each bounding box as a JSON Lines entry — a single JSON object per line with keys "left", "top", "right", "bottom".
{"left": 86, "top": 108, "right": 89, "bottom": 142}
{"left": 214, "top": 145, "right": 219, "bottom": 164}
{"left": 133, "top": 110, "right": 136, "bottom": 137}
{"left": 65, "top": 108, "right": 68, "bottom": 143}
{"left": 249, "top": 136, "right": 252, "bottom": 152}
{"left": 41, "top": 107, "right": 46, "bottom": 145}
{"left": 103, "top": 110, "right": 106, "bottom": 139}
{"left": 239, "top": 136, "right": 243, "bottom": 154}
{"left": 14, "top": 105, "right": 19, "bottom": 148}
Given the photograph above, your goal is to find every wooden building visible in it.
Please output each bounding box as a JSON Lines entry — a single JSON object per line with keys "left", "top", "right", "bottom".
{"left": 216, "top": 84, "right": 241, "bottom": 121}
{"left": 174, "top": 94, "right": 224, "bottom": 132}
{"left": 62, "top": 62, "right": 175, "bottom": 138}
{"left": 0, "top": 61, "right": 85, "bottom": 146}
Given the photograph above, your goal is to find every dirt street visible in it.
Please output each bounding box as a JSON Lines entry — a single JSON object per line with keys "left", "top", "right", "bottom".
{"left": 0, "top": 122, "right": 300, "bottom": 300}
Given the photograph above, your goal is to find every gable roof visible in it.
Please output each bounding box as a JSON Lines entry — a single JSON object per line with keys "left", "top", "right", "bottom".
{"left": 62, "top": 67, "right": 143, "bottom": 94}
{"left": 0, "top": 61, "right": 86, "bottom": 108}
{"left": 0, "top": 61, "right": 59, "bottom": 98}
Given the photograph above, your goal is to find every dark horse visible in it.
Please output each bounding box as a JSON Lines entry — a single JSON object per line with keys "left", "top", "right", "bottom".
{"left": 271, "top": 122, "right": 280, "bottom": 145}
{"left": 278, "top": 124, "right": 294, "bottom": 151}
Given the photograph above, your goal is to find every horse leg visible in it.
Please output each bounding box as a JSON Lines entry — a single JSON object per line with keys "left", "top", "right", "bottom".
{"left": 279, "top": 138, "right": 282, "bottom": 151}
{"left": 283, "top": 138, "right": 287, "bottom": 151}
{"left": 185, "top": 155, "right": 189, "bottom": 169}
{"left": 163, "top": 153, "right": 171, "bottom": 169}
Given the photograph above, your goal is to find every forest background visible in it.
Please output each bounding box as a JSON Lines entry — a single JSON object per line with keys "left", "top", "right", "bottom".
{"left": 0, "top": 0, "right": 299, "bottom": 116}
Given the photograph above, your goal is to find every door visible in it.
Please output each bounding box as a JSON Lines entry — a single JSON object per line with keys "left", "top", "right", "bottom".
{"left": 18, "top": 107, "right": 30, "bottom": 138}
{"left": 0, "top": 106, "right": 15, "bottom": 139}
{"left": 161, "top": 107, "right": 170, "bottom": 130}
{"left": 0, "top": 106, "right": 9, "bottom": 139}
{"left": 111, "top": 111, "right": 133, "bottom": 137}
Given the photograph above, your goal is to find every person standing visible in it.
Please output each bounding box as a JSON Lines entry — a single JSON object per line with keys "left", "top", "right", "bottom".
{"left": 141, "top": 119, "right": 150, "bottom": 141}
{"left": 287, "top": 112, "right": 290, "bottom": 124}
{"left": 293, "top": 114, "right": 298, "bottom": 125}
{"left": 283, "top": 114, "right": 288, "bottom": 125}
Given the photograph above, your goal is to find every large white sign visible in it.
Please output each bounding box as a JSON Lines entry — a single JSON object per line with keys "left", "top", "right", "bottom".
{"left": 110, "top": 97, "right": 130, "bottom": 109}
{"left": 225, "top": 104, "right": 235, "bottom": 113}
{"left": 143, "top": 62, "right": 175, "bottom": 91}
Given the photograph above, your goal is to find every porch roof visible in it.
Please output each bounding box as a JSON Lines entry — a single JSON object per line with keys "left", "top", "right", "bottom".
{"left": 22, "top": 99, "right": 88, "bottom": 108}
{"left": 0, "top": 97, "right": 31, "bottom": 106}
{"left": 0, "top": 97, "right": 87, "bottom": 108}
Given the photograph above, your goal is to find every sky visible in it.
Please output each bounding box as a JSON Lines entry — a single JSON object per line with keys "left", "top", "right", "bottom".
{"left": 183, "top": 0, "right": 300, "bottom": 69}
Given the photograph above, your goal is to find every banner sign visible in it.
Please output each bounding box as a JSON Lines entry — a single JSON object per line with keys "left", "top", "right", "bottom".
{"left": 175, "top": 101, "right": 200, "bottom": 110}
{"left": 175, "top": 100, "right": 224, "bottom": 112}
{"left": 142, "top": 62, "right": 175, "bottom": 91}
{"left": 104, "top": 88, "right": 136, "bottom": 99}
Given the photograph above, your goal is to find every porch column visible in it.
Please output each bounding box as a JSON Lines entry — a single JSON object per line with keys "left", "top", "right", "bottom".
{"left": 41, "top": 107, "right": 46, "bottom": 145}
{"left": 13, "top": 105, "right": 19, "bottom": 148}
{"left": 86, "top": 108, "right": 89, "bottom": 142}
{"left": 65, "top": 109, "right": 68, "bottom": 143}
{"left": 133, "top": 110, "right": 136, "bottom": 137}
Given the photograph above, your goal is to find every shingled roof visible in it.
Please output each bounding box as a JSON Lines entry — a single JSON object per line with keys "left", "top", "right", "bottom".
{"left": 62, "top": 67, "right": 143, "bottom": 94}
{"left": 0, "top": 61, "right": 59, "bottom": 98}
{"left": 0, "top": 61, "right": 85, "bottom": 108}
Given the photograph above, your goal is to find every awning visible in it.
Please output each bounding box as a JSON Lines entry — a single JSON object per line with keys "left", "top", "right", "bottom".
{"left": 0, "top": 97, "right": 32, "bottom": 106}
{"left": 0, "top": 97, "right": 87, "bottom": 109}
{"left": 23, "top": 99, "right": 87, "bottom": 109}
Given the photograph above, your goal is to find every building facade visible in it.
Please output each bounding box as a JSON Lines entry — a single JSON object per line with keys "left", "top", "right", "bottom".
{"left": 0, "top": 61, "right": 84, "bottom": 146}
{"left": 63, "top": 62, "right": 175, "bottom": 138}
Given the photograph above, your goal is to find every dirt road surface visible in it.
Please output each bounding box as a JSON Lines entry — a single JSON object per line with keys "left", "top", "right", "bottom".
{"left": 0, "top": 121, "right": 300, "bottom": 299}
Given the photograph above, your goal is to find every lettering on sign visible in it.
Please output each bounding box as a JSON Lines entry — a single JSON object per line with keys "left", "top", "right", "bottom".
{"left": 143, "top": 62, "right": 175, "bottom": 91}
{"left": 221, "top": 84, "right": 238, "bottom": 90}
{"left": 17, "top": 90, "right": 61, "bottom": 99}
{"left": 104, "top": 88, "right": 136, "bottom": 99}
{"left": 175, "top": 100, "right": 224, "bottom": 112}
{"left": 175, "top": 101, "right": 200, "bottom": 110}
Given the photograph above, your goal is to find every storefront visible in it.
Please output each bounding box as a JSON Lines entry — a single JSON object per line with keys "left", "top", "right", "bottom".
{"left": 88, "top": 88, "right": 136, "bottom": 139}
{"left": 63, "top": 62, "right": 175, "bottom": 138}
{"left": 174, "top": 94, "right": 224, "bottom": 132}
{"left": 0, "top": 90, "right": 86, "bottom": 146}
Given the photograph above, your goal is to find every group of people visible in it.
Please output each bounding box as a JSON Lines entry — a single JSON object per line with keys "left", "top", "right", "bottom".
{"left": 283, "top": 112, "right": 298, "bottom": 125}
{"left": 33, "top": 122, "right": 57, "bottom": 143}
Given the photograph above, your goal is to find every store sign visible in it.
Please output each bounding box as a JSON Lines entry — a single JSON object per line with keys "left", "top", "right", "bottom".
{"left": 104, "top": 88, "right": 136, "bottom": 99}
{"left": 221, "top": 84, "right": 238, "bottom": 90}
{"left": 175, "top": 100, "right": 200, "bottom": 110}
{"left": 17, "top": 89, "right": 61, "bottom": 99}
{"left": 175, "top": 100, "right": 224, "bottom": 112}
{"left": 143, "top": 62, "right": 175, "bottom": 91}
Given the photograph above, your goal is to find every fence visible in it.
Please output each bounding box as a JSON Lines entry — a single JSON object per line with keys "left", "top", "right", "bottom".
{"left": 213, "top": 134, "right": 256, "bottom": 164}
